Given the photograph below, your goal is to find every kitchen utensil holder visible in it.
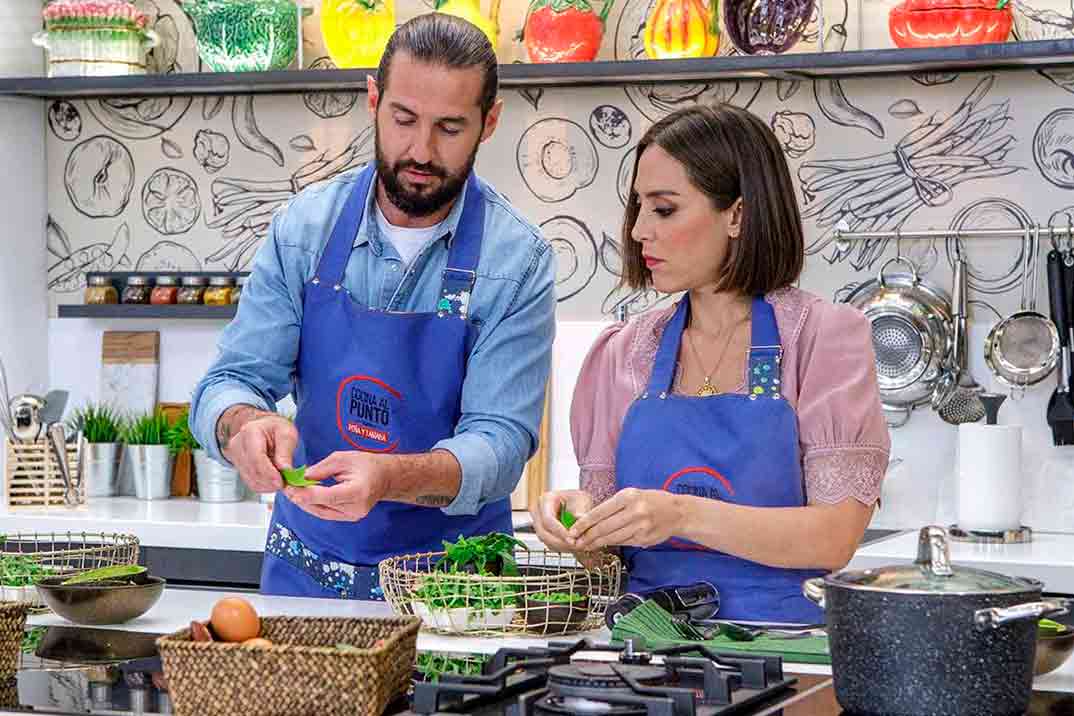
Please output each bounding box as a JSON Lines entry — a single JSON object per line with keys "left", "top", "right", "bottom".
{"left": 379, "top": 548, "right": 622, "bottom": 637}
{"left": 3, "top": 437, "right": 83, "bottom": 509}
{"left": 157, "top": 616, "right": 419, "bottom": 716}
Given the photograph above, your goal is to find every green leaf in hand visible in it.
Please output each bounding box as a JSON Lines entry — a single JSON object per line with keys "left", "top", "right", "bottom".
{"left": 559, "top": 505, "right": 577, "bottom": 529}
{"left": 281, "top": 465, "right": 317, "bottom": 488}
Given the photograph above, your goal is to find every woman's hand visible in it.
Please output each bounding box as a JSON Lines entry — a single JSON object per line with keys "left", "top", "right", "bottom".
{"left": 569, "top": 488, "right": 684, "bottom": 550}
{"left": 531, "top": 490, "right": 593, "bottom": 553}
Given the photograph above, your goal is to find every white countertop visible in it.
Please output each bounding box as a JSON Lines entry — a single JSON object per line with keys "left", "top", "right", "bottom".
{"left": 0, "top": 497, "right": 536, "bottom": 552}
{"left": 25, "top": 587, "right": 1074, "bottom": 692}
{"left": 848, "top": 530, "right": 1074, "bottom": 593}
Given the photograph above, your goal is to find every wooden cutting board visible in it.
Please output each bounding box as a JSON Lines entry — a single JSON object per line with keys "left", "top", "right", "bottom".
{"left": 99, "top": 331, "right": 159, "bottom": 417}
{"left": 512, "top": 378, "right": 551, "bottom": 511}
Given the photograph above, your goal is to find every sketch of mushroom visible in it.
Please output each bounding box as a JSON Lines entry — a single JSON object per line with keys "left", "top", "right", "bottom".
{"left": 517, "top": 118, "right": 599, "bottom": 203}
{"left": 194, "top": 129, "right": 231, "bottom": 174}
{"left": 47, "top": 220, "right": 132, "bottom": 292}
{"left": 770, "top": 111, "right": 815, "bottom": 159}
{"left": 142, "top": 168, "right": 202, "bottom": 235}
{"left": 1033, "top": 109, "right": 1074, "bottom": 189}
{"left": 590, "top": 105, "right": 632, "bottom": 149}
{"left": 64, "top": 135, "right": 136, "bottom": 218}
{"left": 48, "top": 101, "right": 82, "bottom": 142}
{"left": 541, "top": 215, "right": 599, "bottom": 302}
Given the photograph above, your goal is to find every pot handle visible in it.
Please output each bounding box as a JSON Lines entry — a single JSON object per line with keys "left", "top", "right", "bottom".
{"left": 974, "top": 599, "right": 1070, "bottom": 631}
{"left": 802, "top": 578, "right": 826, "bottom": 609}
{"left": 914, "top": 525, "right": 954, "bottom": 578}
{"left": 877, "top": 255, "right": 919, "bottom": 289}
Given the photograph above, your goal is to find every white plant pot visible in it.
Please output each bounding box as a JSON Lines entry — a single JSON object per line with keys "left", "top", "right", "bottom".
{"left": 411, "top": 601, "right": 517, "bottom": 632}
{"left": 0, "top": 584, "right": 45, "bottom": 608}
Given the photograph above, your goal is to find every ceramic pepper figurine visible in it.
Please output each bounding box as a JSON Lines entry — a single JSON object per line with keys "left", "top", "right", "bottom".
{"left": 643, "top": 0, "right": 719, "bottom": 59}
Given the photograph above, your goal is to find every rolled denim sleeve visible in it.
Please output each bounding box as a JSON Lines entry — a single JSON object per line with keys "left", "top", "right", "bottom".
{"left": 433, "top": 242, "right": 557, "bottom": 516}
{"left": 190, "top": 209, "right": 307, "bottom": 463}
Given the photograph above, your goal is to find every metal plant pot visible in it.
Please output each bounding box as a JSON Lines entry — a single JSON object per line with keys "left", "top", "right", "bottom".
{"left": 804, "top": 526, "right": 1069, "bottom": 716}
{"left": 82, "top": 442, "right": 121, "bottom": 498}
{"left": 193, "top": 449, "right": 246, "bottom": 503}
{"left": 125, "top": 445, "right": 172, "bottom": 501}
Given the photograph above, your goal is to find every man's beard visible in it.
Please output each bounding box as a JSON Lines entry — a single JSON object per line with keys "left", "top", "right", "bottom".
{"left": 375, "top": 127, "right": 478, "bottom": 218}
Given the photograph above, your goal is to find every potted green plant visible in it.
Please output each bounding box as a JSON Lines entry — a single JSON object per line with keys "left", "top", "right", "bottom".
{"left": 121, "top": 410, "right": 172, "bottom": 501}
{"left": 411, "top": 533, "right": 528, "bottom": 631}
{"left": 0, "top": 553, "right": 48, "bottom": 607}
{"left": 167, "top": 411, "right": 246, "bottom": 503}
{"left": 68, "top": 404, "right": 124, "bottom": 498}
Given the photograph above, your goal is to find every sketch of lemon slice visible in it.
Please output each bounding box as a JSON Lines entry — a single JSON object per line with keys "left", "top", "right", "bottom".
{"left": 517, "top": 118, "right": 599, "bottom": 204}
{"left": 142, "top": 168, "right": 202, "bottom": 236}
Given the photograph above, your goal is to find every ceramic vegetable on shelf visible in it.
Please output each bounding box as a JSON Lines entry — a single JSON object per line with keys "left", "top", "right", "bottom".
{"left": 435, "top": 0, "right": 500, "bottom": 51}
{"left": 320, "top": 0, "right": 396, "bottom": 68}
{"left": 183, "top": 0, "right": 308, "bottom": 72}
{"left": 888, "top": 0, "right": 1013, "bottom": 48}
{"left": 643, "top": 0, "right": 719, "bottom": 59}
{"left": 34, "top": 0, "right": 158, "bottom": 78}
{"left": 722, "top": 0, "right": 813, "bottom": 54}
{"left": 522, "top": 0, "right": 613, "bottom": 63}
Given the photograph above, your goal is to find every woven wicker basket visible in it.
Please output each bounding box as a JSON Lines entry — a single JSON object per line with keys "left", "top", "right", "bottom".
{"left": 157, "top": 616, "right": 420, "bottom": 716}
{"left": 0, "top": 602, "right": 29, "bottom": 681}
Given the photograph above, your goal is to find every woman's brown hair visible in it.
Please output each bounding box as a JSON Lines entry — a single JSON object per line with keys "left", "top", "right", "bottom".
{"left": 621, "top": 103, "right": 804, "bottom": 295}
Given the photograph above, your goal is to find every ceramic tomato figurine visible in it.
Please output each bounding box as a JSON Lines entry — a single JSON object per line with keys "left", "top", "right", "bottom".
{"left": 888, "top": 0, "right": 1013, "bottom": 48}
{"left": 523, "top": 0, "right": 613, "bottom": 63}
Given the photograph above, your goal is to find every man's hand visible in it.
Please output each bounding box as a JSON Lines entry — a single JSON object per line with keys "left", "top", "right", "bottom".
{"left": 284, "top": 451, "right": 390, "bottom": 521}
{"left": 217, "top": 405, "right": 296, "bottom": 493}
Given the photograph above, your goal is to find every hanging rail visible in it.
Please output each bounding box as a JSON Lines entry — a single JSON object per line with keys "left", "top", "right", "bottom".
{"left": 833, "top": 224, "right": 1074, "bottom": 242}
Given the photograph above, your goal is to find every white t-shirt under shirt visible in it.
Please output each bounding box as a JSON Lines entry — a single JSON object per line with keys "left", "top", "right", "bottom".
{"left": 374, "top": 201, "right": 445, "bottom": 268}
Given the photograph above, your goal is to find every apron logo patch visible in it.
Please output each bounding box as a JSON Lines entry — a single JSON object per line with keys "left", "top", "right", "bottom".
{"left": 661, "top": 466, "right": 734, "bottom": 499}
{"left": 335, "top": 375, "right": 403, "bottom": 452}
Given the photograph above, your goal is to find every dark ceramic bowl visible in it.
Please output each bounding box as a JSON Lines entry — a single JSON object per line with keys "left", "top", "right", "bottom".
{"left": 1036, "top": 610, "right": 1074, "bottom": 676}
{"left": 522, "top": 593, "right": 591, "bottom": 635}
{"left": 35, "top": 575, "right": 165, "bottom": 625}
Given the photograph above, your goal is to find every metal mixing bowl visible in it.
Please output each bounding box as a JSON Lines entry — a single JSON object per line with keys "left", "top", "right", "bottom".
{"left": 34, "top": 575, "right": 165, "bottom": 625}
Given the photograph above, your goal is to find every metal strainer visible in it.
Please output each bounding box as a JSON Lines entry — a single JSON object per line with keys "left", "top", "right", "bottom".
{"left": 938, "top": 250, "right": 985, "bottom": 425}
{"left": 984, "top": 225, "right": 1059, "bottom": 391}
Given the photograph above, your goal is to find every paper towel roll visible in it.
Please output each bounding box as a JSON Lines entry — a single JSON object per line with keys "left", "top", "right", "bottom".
{"left": 957, "top": 424, "right": 1023, "bottom": 531}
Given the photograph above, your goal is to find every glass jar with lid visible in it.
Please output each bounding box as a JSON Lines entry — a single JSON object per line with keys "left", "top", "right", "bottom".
{"left": 204, "top": 276, "right": 235, "bottom": 305}
{"left": 230, "top": 275, "right": 246, "bottom": 304}
{"left": 121, "top": 276, "right": 152, "bottom": 304}
{"left": 177, "top": 276, "right": 208, "bottom": 305}
{"left": 150, "top": 275, "right": 179, "bottom": 305}
{"left": 84, "top": 275, "right": 118, "bottom": 305}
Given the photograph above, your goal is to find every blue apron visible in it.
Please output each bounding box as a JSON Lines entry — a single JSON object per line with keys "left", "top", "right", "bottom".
{"left": 615, "top": 295, "right": 824, "bottom": 623}
{"left": 261, "top": 165, "right": 513, "bottom": 599}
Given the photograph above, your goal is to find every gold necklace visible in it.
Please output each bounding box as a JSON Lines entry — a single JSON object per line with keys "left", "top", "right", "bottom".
{"left": 684, "top": 312, "right": 749, "bottom": 397}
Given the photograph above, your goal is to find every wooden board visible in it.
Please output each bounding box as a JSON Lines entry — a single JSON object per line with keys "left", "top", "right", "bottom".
{"left": 512, "top": 378, "right": 551, "bottom": 511}
{"left": 100, "top": 331, "right": 160, "bottom": 418}
{"left": 159, "top": 402, "right": 192, "bottom": 497}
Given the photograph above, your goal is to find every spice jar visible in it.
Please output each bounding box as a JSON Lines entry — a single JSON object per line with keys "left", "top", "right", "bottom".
{"left": 177, "top": 276, "right": 208, "bottom": 305}
{"left": 230, "top": 276, "right": 246, "bottom": 304}
{"left": 204, "top": 276, "right": 235, "bottom": 306}
{"left": 150, "top": 275, "right": 179, "bottom": 305}
{"left": 84, "top": 275, "right": 118, "bottom": 305}
{"left": 121, "top": 276, "right": 152, "bottom": 304}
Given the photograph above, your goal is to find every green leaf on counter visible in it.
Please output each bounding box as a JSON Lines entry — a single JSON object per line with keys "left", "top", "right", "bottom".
{"left": 281, "top": 465, "right": 317, "bottom": 487}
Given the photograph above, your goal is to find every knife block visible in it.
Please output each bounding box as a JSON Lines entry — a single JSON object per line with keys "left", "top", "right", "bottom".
{"left": 3, "top": 437, "right": 84, "bottom": 509}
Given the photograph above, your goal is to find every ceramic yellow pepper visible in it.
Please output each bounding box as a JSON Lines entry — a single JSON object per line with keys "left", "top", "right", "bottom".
{"left": 321, "top": 0, "right": 396, "bottom": 69}
{"left": 643, "top": 0, "right": 719, "bottom": 59}
{"left": 434, "top": 0, "right": 500, "bottom": 51}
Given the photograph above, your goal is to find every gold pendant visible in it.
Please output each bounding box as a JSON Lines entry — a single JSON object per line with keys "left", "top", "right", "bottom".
{"left": 696, "top": 378, "right": 718, "bottom": 397}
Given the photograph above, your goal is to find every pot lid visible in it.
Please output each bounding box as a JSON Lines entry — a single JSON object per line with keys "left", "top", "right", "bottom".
{"left": 827, "top": 526, "right": 1040, "bottom": 595}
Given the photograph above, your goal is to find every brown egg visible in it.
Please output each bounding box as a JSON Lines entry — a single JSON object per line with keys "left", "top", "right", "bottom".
{"left": 242, "top": 637, "right": 273, "bottom": 648}
{"left": 210, "top": 597, "right": 261, "bottom": 642}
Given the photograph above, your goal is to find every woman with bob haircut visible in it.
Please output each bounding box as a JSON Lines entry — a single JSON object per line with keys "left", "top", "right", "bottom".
{"left": 531, "top": 104, "right": 891, "bottom": 623}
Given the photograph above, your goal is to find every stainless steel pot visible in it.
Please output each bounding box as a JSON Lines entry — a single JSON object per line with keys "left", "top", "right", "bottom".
{"left": 803, "top": 526, "right": 1068, "bottom": 716}
{"left": 82, "top": 442, "right": 121, "bottom": 498}
{"left": 844, "top": 257, "right": 953, "bottom": 426}
{"left": 193, "top": 449, "right": 246, "bottom": 502}
{"left": 126, "top": 445, "right": 172, "bottom": 501}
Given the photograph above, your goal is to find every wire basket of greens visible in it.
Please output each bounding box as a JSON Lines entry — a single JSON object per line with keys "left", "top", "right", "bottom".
{"left": 1, "top": 532, "right": 140, "bottom": 610}
{"left": 379, "top": 533, "right": 621, "bottom": 637}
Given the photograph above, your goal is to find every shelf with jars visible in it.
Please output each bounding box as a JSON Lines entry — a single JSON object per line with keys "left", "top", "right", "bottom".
{"left": 62, "top": 272, "right": 247, "bottom": 319}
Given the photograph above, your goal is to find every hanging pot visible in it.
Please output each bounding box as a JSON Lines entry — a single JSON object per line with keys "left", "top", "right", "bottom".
{"left": 803, "top": 526, "right": 1069, "bottom": 716}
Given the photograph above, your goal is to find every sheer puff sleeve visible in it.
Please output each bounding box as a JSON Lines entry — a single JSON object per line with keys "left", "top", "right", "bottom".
{"left": 794, "top": 301, "right": 891, "bottom": 506}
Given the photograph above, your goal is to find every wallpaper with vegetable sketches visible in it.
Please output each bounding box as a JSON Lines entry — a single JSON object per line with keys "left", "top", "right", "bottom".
{"left": 43, "top": 0, "right": 1074, "bottom": 528}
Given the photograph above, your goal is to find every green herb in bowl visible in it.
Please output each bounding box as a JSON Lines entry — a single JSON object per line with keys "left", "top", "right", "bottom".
{"left": 0, "top": 555, "right": 48, "bottom": 587}
{"left": 528, "top": 591, "right": 586, "bottom": 604}
{"left": 1039, "top": 618, "right": 1069, "bottom": 636}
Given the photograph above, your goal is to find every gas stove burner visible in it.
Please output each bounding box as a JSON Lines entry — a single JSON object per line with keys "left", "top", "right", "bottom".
{"left": 536, "top": 695, "right": 647, "bottom": 716}
{"left": 548, "top": 663, "right": 667, "bottom": 692}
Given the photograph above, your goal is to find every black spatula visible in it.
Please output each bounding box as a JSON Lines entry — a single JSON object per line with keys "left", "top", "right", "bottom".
{"left": 1046, "top": 249, "right": 1074, "bottom": 445}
